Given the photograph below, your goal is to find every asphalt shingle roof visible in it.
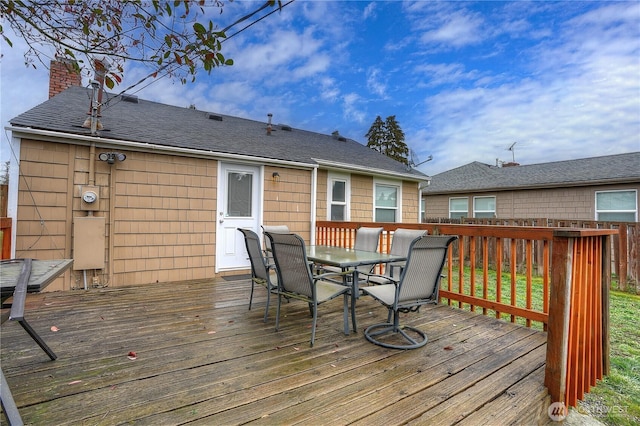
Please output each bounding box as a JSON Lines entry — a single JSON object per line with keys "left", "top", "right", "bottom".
{"left": 423, "top": 152, "right": 640, "bottom": 194}
{"left": 9, "top": 86, "right": 425, "bottom": 179}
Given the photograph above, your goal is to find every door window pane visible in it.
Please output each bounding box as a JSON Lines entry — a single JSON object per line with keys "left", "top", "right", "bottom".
{"left": 227, "top": 172, "right": 252, "bottom": 217}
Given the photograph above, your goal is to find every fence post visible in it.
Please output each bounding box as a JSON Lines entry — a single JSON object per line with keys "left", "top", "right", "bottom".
{"left": 545, "top": 230, "right": 614, "bottom": 407}
{"left": 1, "top": 217, "right": 12, "bottom": 260}
{"left": 545, "top": 234, "right": 572, "bottom": 406}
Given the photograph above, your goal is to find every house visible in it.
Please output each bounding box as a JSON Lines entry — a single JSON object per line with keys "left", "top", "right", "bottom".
{"left": 6, "top": 61, "right": 428, "bottom": 291}
{"left": 421, "top": 153, "right": 640, "bottom": 221}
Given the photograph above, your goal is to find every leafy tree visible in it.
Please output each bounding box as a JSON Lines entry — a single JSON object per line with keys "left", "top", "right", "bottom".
{"left": 0, "top": 0, "right": 281, "bottom": 88}
{"left": 365, "top": 115, "right": 409, "bottom": 165}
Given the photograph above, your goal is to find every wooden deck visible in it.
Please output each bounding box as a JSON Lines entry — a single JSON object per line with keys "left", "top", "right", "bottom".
{"left": 1, "top": 278, "right": 551, "bottom": 425}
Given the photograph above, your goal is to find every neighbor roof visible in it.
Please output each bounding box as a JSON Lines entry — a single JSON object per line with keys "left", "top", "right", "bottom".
{"left": 423, "top": 152, "right": 640, "bottom": 194}
{"left": 9, "top": 86, "right": 426, "bottom": 181}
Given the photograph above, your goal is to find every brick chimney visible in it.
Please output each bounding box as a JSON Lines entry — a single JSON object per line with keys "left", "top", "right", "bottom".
{"left": 49, "top": 59, "right": 81, "bottom": 98}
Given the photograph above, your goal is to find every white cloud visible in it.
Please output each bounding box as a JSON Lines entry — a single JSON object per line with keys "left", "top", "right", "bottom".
{"left": 366, "top": 68, "right": 387, "bottom": 97}
{"left": 420, "top": 10, "right": 485, "bottom": 48}
{"left": 342, "top": 93, "right": 366, "bottom": 124}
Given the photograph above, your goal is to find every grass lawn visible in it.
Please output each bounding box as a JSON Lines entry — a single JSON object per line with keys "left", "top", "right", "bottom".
{"left": 440, "top": 269, "right": 639, "bottom": 425}
{"left": 577, "top": 290, "right": 640, "bottom": 426}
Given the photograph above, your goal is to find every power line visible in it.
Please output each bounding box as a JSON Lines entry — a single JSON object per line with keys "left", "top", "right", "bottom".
{"left": 102, "top": 0, "right": 295, "bottom": 110}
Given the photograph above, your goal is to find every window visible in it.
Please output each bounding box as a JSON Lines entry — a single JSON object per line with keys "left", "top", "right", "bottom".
{"left": 227, "top": 172, "right": 252, "bottom": 217}
{"left": 328, "top": 174, "right": 350, "bottom": 221}
{"left": 375, "top": 182, "right": 400, "bottom": 222}
{"left": 449, "top": 197, "right": 468, "bottom": 219}
{"left": 473, "top": 196, "right": 496, "bottom": 218}
{"left": 596, "top": 190, "right": 637, "bottom": 222}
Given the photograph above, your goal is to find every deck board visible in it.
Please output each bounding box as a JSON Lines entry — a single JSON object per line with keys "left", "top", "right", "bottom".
{"left": 1, "top": 279, "right": 550, "bottom": 425}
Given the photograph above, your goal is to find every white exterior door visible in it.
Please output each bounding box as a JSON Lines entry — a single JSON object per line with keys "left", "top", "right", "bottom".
{"left": 216, "top": 163, "right": 261, "bottom": 272}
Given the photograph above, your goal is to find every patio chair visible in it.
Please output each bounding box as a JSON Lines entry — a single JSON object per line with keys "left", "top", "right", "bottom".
{"left": 261, "top": 225, "right": 290, "bottom": 264}
{"left": 319, "top": 226, "right": 383, "bottom": 275}
{"left": 365, "top": 228, "right": 427, "bottom": 285}
{"left": 238, "top": 228, "right": 278, "bottom": 322}
{"left": 362, "top": 235, "right": 457, "bottom": 349}
{"left": 265, "top": 231, "right": 350, "bottom": 347}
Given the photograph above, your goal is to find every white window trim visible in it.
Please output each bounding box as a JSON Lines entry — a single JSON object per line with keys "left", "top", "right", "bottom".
{"left": 327, "top": 172, "right": 351, "bottom": 221}
{"left": 373, "top": 178, "right": 402, "bottom": 223}
{"left": 449, "top": 197, "right": 468, "bottom": 219}
{"left": 595, "top": 189, "right": 638, "bottom": 221}
{"left": 473, "top": 195, "right": 496, "bottom": 218}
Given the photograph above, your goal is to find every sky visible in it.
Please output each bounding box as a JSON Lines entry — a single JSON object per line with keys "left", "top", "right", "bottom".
{"left": 1, "top": 0, "right": 639, "bottom": 176}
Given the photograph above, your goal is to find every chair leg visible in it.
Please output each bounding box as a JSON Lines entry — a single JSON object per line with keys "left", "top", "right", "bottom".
{"left": 342, "top": 294, "right": 349, "bottom": 336}
{"left": 249, "top": 280, "right": 255, "bottom": 311}
{"left": 310, "top": 302, "right": 318, "bottom": 347}
{"left": 263, "top": 286, "right": 270, "bottom": 323}
{"left": 364, "top": 309, "right": 428, "bottom": 350}
{"left": 275, "top": 293, "right": 282, "bottom": 332}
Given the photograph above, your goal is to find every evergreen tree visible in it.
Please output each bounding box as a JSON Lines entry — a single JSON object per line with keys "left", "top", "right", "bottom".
{"left": 384, "top": 115, "right": 409, "bottom": 165}
{"left": 365, "top": 116, "right": 386, "bottom": 154}
{"left": 365, "top": 115, "right": 409, "bottom": 165}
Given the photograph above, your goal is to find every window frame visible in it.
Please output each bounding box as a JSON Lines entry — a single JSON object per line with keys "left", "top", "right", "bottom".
{"left": 473, "top": 195, "right": 496, "bottom": 219}
{"left": 327, "top": 172, "right": 350, "bottom": 221}
{"left": 373, "top": 179, "right": 402, "bottom": 223}
{"left": 449, "top": 197, "right": 468, "bottom": 219}
{"left": 595, "top": 189, "right": 638, "bottom": 222}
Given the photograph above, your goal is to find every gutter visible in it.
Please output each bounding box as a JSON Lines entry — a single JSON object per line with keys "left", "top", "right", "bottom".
{"left": 314, "top": 158, "right": 430, "bottom": 183}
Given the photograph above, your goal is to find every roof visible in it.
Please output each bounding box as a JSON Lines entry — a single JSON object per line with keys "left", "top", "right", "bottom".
{"left": 422, "top": 152, "right": 640, "bottom": 194}
{"left": 8, "top": 86, "right": 426, "bottom": 181}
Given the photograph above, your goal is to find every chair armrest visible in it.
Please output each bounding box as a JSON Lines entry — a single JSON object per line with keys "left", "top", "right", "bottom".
{"left": 364, "top": 273, "right": 399, "bottom": 286}
{"left": 312, "top": 270, "right": 351, "bottom": 282}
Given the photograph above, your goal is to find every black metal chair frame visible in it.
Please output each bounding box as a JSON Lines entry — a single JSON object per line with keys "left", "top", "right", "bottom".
{"left": 238, "top": 228, "right": 278, "bottom": 322}
{"left": 364, "top": 228, "right": 427, "bottom": 286}
{"left": 362, "top": 235, "right": 457, "bottom": 350}
{"left": 265, "top": 232, "right": 351, "bottom": 347}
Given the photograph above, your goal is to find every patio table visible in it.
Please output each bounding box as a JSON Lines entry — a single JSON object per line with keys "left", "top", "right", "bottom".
{"left": 1, "top": 258, "right": 72, "bottom": 425}
{"left": 305, "top": 246, "right": 406, "bottom": 332}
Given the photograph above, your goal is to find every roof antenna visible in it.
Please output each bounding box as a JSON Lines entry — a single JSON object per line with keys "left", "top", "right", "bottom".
{"left": 507, "top": 142, "right": 517, "bottom": 163}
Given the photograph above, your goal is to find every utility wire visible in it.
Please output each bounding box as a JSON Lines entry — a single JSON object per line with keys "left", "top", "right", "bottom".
{"left": 102, "top": 0, "right": 295, "bottom": 109}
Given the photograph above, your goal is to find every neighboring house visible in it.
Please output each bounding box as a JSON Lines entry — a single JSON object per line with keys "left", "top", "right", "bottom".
{"left": 6, "top": 62, "right": 428, "bottom": 291}
{"left": 422, "top": 153, "right": 640, "bottom": 222}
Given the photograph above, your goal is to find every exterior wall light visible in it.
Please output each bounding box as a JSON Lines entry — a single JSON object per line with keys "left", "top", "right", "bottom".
{"left": 98, "top": 152, "right": 126, "bottom": 164}
{"left": 272, "top": 172, "right": 280, "bottom": 182}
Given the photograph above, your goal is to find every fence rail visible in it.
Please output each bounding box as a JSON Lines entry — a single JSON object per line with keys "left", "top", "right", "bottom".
{"left": 315, "top": 220, "right": 616, "bottom": 408}
{"left": 424, "top": 217, "right": 638, "bottom": 292}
